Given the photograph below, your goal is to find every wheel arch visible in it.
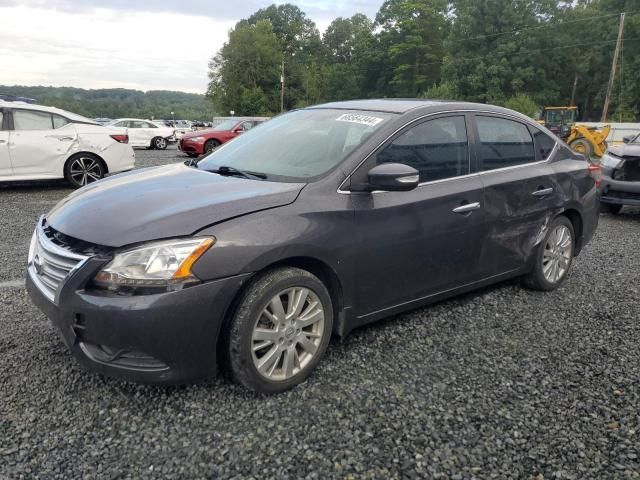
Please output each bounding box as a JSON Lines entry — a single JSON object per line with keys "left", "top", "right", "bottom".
{"left": 559, "top": 207, "right": 584, "bottom": 253}
{"left": 217, "top": 255, "right": 346, "bottom": 361}
{"left": 64, "top": 151, "right": 108, "bottom": 174}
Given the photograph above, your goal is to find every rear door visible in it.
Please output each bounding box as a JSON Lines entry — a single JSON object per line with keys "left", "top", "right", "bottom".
{"left": 8, "top": 109, "right": 77, "bottom": 178}
{"left": 473, "top": 114, "right": 560, "bottom": 277}
{"left": 129, "top": 120, "right": 155, "bottom": 146}
{"left": 0, "top": 110, "right": 11, "bottom": 176}
{"left": 353, "top": 114, "right": 485, "bottom": 315}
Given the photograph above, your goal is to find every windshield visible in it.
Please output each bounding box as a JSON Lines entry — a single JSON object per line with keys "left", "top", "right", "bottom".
{"left": 211, "top": 120, "right": 239, "bottom": 131}
{"left": 197, "top": 109, "right": 395, "bottom": 181}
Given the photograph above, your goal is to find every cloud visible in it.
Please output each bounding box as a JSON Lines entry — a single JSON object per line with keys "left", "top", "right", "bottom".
{"left": 0, "top": 1, "right": 381, "bottom": 92}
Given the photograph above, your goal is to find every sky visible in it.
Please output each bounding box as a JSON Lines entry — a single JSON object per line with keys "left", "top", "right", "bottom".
{"left": 0, "top": 0, "right": 380, "bottom": 94}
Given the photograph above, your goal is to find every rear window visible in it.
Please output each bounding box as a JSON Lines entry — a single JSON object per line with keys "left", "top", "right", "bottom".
{"left": 476, "top": 116, "right": 535, "bottom": 171}
{"left": 531, "top": 127, "right": 556, "bottom": 159}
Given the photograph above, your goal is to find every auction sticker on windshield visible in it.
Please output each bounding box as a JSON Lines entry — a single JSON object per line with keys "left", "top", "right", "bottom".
{"left": 336, "top": 113, "right": 384, "bottom": 127}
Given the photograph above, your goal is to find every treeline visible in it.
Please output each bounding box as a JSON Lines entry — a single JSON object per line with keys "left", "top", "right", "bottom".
{"left": 208, "top": 0, "right": 639, "bottom": 121}
{"left": 0, "top": 86, "right": 214, "bottom": 120}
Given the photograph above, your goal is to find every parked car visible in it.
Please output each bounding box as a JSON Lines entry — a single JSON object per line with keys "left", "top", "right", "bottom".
{"left": 0, "top": 99, "right": 134, "bottom": 188}
{"left": 107, "top": 118, "right": 175, "bottom": 150}
{"left": 599, "top": 133, "right": 640, "bottom": 214}
{"left": 173, "top": 120, "right": 193, "bottom": 140}
{"left": 26, "top": 100, "right": 599, "bottom": 393}
{"left": 94, "top": 117, "right": 113, "bottom": 125}
{"left": 178, "top": 117, "right": 268, "bottom": 157}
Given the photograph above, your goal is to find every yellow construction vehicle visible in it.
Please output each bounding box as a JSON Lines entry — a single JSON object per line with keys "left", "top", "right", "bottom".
{"left": 539, "top": 106, "right": 610, "bottom": 157}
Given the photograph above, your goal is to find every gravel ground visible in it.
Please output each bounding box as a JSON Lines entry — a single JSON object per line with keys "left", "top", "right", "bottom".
{"left": 1, "top": 146, "right": 639, "bottom": 479}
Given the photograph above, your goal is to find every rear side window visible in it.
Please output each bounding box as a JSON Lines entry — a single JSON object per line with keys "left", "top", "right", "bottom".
{"left": 0, "top": 112, "right": 4, "bottom": 129}
{"left": 476, "top": 116, "right": 535, "bottom": 171}
{"left": 52, "top": 114, "right": 69, "bottom": 129}
{"left": 13, "top": 110, "right": 54, "bottom": 130}
{"left": 531, "top": 127, "right": 556, "bottom": 159}
{"left": 377, "top": 116, "right": 469, "bottom": 182}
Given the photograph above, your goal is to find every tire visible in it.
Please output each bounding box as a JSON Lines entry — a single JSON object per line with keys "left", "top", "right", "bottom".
{"left": 152, "top": 136, "right": 168, "bottom": 150}
{"left": 601, "top": 203, "right": 623, "bottom": 215}
{"left": 64, "top": 153, "right": 105, "bottom": 188}
{"left": 227, "top": 267, "right": 333, "bottom": 393}
{"left": 523, "top": 216, "right": 575, "bottom": 291}
{"left": 204, "top": 139, "right": 220, "bottom": 154}
{"left": 569, "top": 138, "right": 593, "bottom": 157}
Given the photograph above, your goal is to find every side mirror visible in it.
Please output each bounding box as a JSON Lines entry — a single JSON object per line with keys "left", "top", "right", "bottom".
{"left": 365, "top": 163, "right": 420, "bottom": 192}
{"left": 623, "top": 135, "right": 634, "bottom": 144}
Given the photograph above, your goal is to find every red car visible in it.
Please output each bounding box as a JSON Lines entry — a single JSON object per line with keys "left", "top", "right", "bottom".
{"left": 179, "top": 117, "right": 268, "bottom": 157}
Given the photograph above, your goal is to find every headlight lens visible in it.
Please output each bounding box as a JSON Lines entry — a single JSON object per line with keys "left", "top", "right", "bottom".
{"left": 94, "top": 237, "right": 214, "bottom": 293}
{"left": 600, "top": 152, "right": 624, "bottom": 169}
{"left": 189, "top": 136, "right": 206, "bottom": 142}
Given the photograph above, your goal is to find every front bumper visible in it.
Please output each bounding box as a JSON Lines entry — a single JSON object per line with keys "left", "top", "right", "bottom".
{"left": 27, "top": 258, "right": 251, "bottom": 384}
{"left": 600, "top": 175, "right": 640, "bottom": 206}
{"left": 178, "top": 138, "right": 204, "bottom": 155}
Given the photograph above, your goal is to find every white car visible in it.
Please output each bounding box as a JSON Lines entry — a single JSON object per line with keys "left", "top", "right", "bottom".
{"left": 173, "top": 120, "right": 193, "bottom": 140}
{"left": 0, "top": 99, "right": 135, "bottom": 188}
{"left": 108, "top": 118, "right": 175, "bottom": 149}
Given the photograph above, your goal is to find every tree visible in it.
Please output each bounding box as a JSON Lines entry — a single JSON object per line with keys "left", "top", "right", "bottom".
{"left": 376, "top": 0, "right": 450, "bottom": 97}
{"left": 207, "top": 20, "right": 281, "bottom": 115}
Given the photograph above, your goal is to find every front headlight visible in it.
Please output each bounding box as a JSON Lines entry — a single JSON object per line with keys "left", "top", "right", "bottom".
{"left": 93, "top": 237, "right": 214, "bottom": 293}
{"left": 600, "top": 152, "right": 625, "bottom": 169}
{"left": 189, "top": 136, "right": 206, "bottom": 142}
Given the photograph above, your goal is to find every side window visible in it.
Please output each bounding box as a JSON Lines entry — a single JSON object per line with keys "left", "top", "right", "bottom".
{"left": 130, "top": 121, "right": 146, "bottom": 128}
{"left": 531, "top": 127, "right": 556, "bottom": 159}
{"left": 0, "top": 112, "right": 4, "bottom": 129}
{"left": 115, "top": 121, "right": 129, "bottom": 128}
{"left": 241, "top": 122, "right": 254, "bottom": 131}
{"left": 377, "top": 116, "right": 469, "bottom": 183}
{"left": 476, "top": 116, "right": 535, "bottom": 170}
{"left": 52, "top": 114, "right": 69, "bottom": 129}
{"left": 142, "top": 121, "right": 157, "bottom": 128}
{"left": 13, "top": 110, "right": 54, "bottom": 130}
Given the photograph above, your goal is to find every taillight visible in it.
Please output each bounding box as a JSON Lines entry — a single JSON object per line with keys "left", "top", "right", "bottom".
{"left": 110, "top": 134, "right": 129, "bottom": 144}
{"left": 588, "top": 163, "right": 602, "bottom": 188}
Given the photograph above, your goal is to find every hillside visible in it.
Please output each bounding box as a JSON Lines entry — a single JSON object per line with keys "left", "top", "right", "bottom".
{"left": 0, "top": 85, "right": 215, "bottom": 120}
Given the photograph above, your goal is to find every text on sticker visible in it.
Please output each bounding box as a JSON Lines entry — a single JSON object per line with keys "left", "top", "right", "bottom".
{"left": 336, "top": 113, "right": 384, "bottom": 127}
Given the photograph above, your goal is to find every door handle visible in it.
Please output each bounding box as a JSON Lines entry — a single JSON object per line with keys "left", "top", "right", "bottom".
{"left": 0, "top": 139, "right": 6, "bottom": 144}
{"left": 452, "top": 202, "right": 481, "bottom": 214}
{"left": 532, "top": 187, "right": 554, "bottom": 197}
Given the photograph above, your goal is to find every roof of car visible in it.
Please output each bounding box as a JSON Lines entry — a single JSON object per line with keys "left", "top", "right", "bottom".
{"left": 308, "top": 99, "right": 511, "bottom": 115}
{"left": 0, "top": 100, "right": 98, "bottom": 124}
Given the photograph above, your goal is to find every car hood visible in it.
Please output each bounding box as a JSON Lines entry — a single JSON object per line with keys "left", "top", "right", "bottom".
{"left": 608, "top": 143, "right": 640, "bottom": 159}
{"left": 183, "top": 129, "right": 228, "bottom": 139}
{"left": 47, "top": 164, "right": 304, "bottom": 248}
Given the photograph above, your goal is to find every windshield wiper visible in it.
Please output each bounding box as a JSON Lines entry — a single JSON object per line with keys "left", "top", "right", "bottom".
{"left": 206, "top": 165, "right": 268, "bottom": 180}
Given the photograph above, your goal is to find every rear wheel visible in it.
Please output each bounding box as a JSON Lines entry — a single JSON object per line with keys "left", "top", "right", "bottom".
{"left": 227, "top": 267, "right": 333, "bottom": 393}
{"left": 64, "top": 153, "right": 105, "bottom": 188}
{"left": 204, "top": 139, "right": 220, "bottom": 154}
{"left": 601, "top": 203, "right": 623, "bottom": 215}
{"left": 569, "top": 138, "right": 593, "bottom": 157}
{"left": 152, "top": 136, "right": 168, "bottom": 150}
{"left": 523, "top": 216, "right": 575, "bottom": 291}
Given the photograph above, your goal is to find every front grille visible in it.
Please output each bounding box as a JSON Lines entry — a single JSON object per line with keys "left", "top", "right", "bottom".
{"left": 28, "top": 217, "right": 89, "bottom": 303}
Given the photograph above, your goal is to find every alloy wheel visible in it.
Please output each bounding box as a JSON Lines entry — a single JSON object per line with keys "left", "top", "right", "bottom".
{"left": 251, "top": 287, "right": 325, "bottom": 381}
{"left": 155, "top": 137, "right": 167, "bottom": 149}
{"left": 542, "top": 225, "right": 573, "bottom": 284}
{"left": 69, "top": 157, "right": 103, "bottom": 186}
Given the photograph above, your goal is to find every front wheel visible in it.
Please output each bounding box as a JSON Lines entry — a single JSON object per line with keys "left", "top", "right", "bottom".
{"left": 227, "top": 267, "right": 333, "bottom": 393}
{"left": 204, "top": 139, "right": 220, "bottom": 154}
{"left": 524, "top": 216, "right": 575, "bottom": 291}
{"left": 569, "top": 138, "right": 593, "bottom": 157}
{"left": 64, "top": 154, "right": 105, "bottom": 188}
{"left": 152, "top": 136, "right": 168, "bottom": 150}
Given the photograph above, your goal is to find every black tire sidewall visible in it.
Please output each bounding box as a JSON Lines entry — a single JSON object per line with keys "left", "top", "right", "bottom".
{"left": 228, "top": 268, "right": 333, "bottom": 394}
{"left": 153, "top": 137, "right": 168, "bottom": 150}
{"left": 204, "top": 140, "right": 219, "bottom": 153}
{"left": 64, "top": 154, "right": 105, "bottom": 188}
{"left": 529, "top": 216, "right": 575, "bottom": 291}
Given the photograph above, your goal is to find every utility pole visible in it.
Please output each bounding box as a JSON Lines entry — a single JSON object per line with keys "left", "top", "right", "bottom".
{"left": 570, "top": 75, "right": 578, "bottom": 106}
{"left": 280, "top": 59, "right": 285, "bottom": 113}
{"left": 601, "top": 12, "right": 625, "bottom": 122}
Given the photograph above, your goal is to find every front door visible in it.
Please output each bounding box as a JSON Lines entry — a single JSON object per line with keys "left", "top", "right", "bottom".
{"left": 352, "top": 114, "right": 484, "bottom": 316}
{"left": 472, "top": 114, "right": 561, "bottom": 277}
